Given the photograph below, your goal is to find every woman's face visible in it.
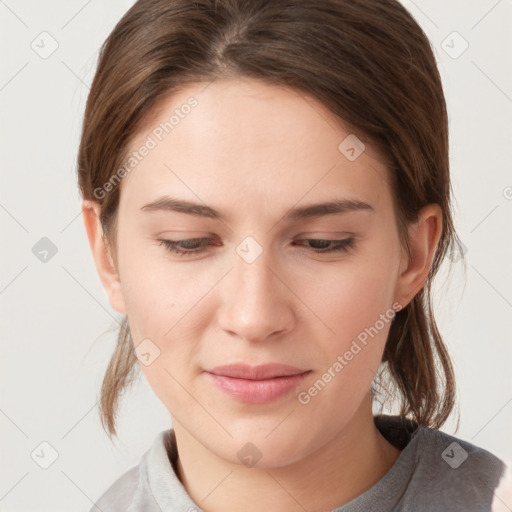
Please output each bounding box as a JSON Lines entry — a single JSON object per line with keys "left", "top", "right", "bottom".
{"left": 106, "top": 77, "right": 411, "bottom": 466}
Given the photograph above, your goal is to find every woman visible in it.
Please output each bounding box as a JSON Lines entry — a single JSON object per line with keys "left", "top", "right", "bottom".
{"left": 78, "top": 0, "right": 507, "bottom": 510}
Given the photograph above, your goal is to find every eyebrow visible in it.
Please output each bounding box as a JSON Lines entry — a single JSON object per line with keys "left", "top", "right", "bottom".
{"left": 140, "top": 195, "right": 375, "bottom": 221}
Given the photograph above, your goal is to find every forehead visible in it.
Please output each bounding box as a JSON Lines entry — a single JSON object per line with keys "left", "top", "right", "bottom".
{"left": 119, "top": 78, "right": 393, "bottom": 221}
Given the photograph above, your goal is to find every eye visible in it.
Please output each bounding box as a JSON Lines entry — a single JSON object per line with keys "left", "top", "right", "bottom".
{"left": 157, "top": 237, "right": 355, "bottom": 257}
{"left": 157, "top": 237, "right": 214, "bottom": 256}
{"left": 293, "top": 238, "right": 355, "bottom": 253}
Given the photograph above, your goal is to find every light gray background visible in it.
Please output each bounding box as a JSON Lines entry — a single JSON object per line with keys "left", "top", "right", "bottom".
{"left": 1, "top": 1, "right": 511, "bottom": 511}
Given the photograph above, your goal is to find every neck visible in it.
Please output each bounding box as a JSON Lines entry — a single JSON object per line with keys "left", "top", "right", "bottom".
{"left": 173, "top": 395, "right": 401, "bottom": 512}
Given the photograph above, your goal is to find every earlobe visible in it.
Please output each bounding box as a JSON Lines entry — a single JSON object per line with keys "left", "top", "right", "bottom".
{"left": 394, "top": 204, "right": 443, "bottom": 308}
{"left": 81, "top": 199, "right": 127, "bottom": 315}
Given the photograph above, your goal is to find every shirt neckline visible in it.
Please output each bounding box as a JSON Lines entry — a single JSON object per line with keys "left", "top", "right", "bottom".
{"left": 153, "top": 415, "right": 424, "bottom": 511}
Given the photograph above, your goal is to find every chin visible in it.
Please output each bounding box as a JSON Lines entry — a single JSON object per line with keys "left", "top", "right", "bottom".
{"left": 218, "top": 425, "right": 320, "bottom": 469}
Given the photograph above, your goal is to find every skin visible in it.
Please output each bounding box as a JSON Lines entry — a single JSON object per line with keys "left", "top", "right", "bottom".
{"left": 82, "top": 77, "right": 442, "bottom": 512}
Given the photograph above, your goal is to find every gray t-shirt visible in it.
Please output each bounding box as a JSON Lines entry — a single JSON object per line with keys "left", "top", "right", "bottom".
{"left": 89, "top": 415, "right": 506, "bottom": 512}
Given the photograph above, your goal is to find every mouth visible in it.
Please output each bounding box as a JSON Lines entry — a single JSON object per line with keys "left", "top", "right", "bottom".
{"left": 205, "top": 364, "right": 312, "bottom": 403}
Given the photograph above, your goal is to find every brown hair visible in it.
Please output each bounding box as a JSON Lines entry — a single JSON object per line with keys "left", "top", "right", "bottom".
{"left": 77, "top": 0, "right": 463, "bottom": 439}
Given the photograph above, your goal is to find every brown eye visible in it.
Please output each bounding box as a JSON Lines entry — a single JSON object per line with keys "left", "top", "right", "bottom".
{"left": 295, "top": 238, "right": 355, "bottom": 253}
{"left": 157, "top": 237, "right": 213, "bottom": 256}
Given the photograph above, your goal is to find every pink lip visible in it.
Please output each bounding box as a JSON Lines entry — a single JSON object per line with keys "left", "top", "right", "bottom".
{"left": 205, "top": 364, "right": 311, "bottom": 404}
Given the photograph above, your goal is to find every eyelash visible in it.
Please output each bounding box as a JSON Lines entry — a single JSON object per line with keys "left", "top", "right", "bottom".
{"left": 156, "top": 237, "right": 355, "bottom": 257}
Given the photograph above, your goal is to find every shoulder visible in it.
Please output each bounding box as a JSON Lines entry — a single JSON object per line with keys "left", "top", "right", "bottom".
{"left": 418, "top": 426, "right": 505, "bottom": 478}
{"left": 88, "top": 430, "right": 172, "bottom": 512}
{"left": 405, "top": 426, "right": 506, "bottom": 510}
{"left": 89, "top": 464, "right": 140, "bottom": 512}
{"left": 369, "top": 415, "right": 507, "bottom": 512}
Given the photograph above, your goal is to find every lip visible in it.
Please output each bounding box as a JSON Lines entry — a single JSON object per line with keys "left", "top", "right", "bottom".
{"left": 205, "top": 364, "right": 312, "bottom": 404}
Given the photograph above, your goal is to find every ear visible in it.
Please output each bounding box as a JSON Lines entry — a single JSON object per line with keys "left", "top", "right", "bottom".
{"left": 81, "top": 199, "right": 126, "bottom": 315}
{"left": 394, "top": 204, "right": 443, "bottom": 308}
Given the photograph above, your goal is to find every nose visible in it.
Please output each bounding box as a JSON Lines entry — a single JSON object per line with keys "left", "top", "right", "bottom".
{"left": 217, "top": 241, "right": 295, "bottom": 343}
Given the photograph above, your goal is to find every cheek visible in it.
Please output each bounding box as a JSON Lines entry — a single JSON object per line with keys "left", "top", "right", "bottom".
{"left": 296, "top": 265, "right": 397, "bottom": 419}
{"left": 300, "top": 244, "right": 400, "bottom": 400}
{"left": 117, "top": 236, "right": 192, "bottom": 338}
{"left": 116, "top": 239, "right": 207, "bottom": 394}
{"left": 308, "top": 257, "right": 398, "bottom": 343}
